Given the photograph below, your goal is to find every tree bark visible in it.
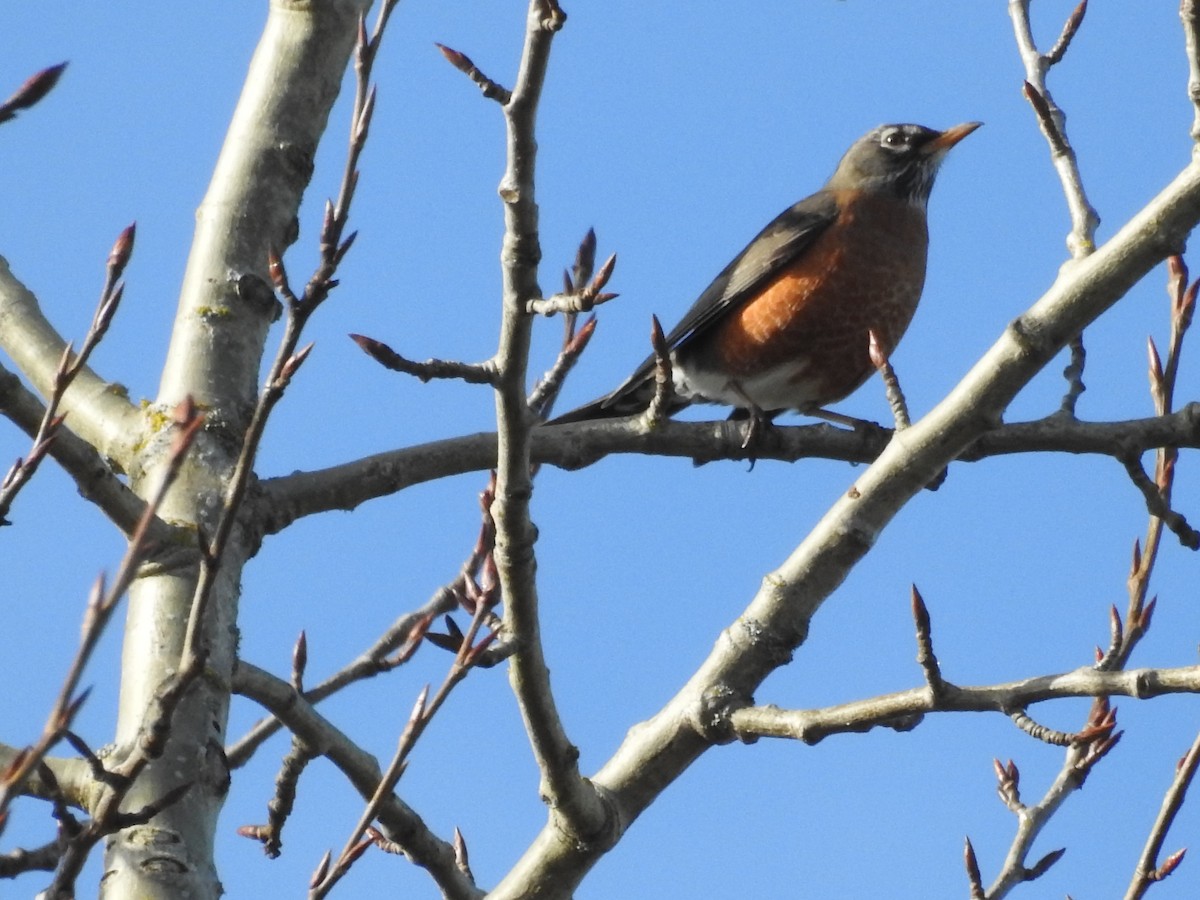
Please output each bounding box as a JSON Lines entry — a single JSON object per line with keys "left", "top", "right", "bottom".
{"left": 99, "top": 3, "right": 370, "bottom": 897}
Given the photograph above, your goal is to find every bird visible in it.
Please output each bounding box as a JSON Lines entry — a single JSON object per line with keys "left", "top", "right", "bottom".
{"left": 548, "top": 121, "right": 980, "bottom": 433}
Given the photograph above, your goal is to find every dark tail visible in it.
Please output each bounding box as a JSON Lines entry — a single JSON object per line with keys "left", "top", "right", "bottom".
{"left": 544, "top": 372, "right": 690, "bottom": 425}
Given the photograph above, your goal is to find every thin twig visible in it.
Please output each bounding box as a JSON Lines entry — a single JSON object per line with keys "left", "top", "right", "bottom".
{"left": 1009, "top": 0, "right": 1100, "bottom": 258}
{"left": 1120, "top": 452, "right": 1199, "bottom": 549}
{"left": 435, "top": 43, "right": 512, "bottom": 105}
{"left": 0, "top": 224, "right": 135, "bottom": 525}
{"left": 910, "top": 585, "right": 944, "bottom": 695}
{"left": 348, "top": 333, "right": 497, "bottom": 384}
{"left": 1124, "top": 727, "right": 1200, "bottom": 899}
{"left": 310, "top": 599, "right": 495, "bottom": 897}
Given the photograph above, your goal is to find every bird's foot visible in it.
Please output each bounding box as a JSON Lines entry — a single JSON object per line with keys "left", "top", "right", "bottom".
{"left": 726, "top": 406, "right": 780, "bottom": 469}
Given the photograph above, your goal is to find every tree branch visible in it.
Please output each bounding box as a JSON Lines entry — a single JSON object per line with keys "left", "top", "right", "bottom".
{"left": 490, "top": 0, "right": 611, "bottom": 849}
{"left": 247, "top": 406, "right": 1200, "bottom": 536}
{"left": 231, "top": 661, "right": 483, "bottom": 900}
{"left": 0, "top": 256, "right": 142, "bottom": 470}
{"left": 0, "top": 361, "right": 168, "bottom": 538}
{"left": 726, "top": 665, "right": 1199, "bottom": 744}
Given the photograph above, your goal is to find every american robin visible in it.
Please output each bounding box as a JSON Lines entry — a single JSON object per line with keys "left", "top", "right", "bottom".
{"left": 549, "top": 122, "right": 980, "bottom": 430}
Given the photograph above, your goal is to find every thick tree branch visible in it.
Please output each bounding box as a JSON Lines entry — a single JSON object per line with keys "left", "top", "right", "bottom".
{"left": 0, "top": 256, "right": 141, "bottom": 470}
{"left": 0, "top": 361, "right": 168, "bottom": 538}
{"left": 247, "top": 407, "right": 1200, "bottom": 536}
{"left": 489, "top": 0, "right": 610, "bottom": 849}
{"left": 100, "top": 3, "right": 378, "bottom": 898}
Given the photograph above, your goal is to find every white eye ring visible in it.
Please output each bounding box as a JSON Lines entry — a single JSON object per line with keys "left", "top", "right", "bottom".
{"left": 880, "top": 129, "right": 907, "bottom": 149}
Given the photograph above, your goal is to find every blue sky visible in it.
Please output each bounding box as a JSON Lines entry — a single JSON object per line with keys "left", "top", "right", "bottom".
{"left": 3, "top": 2, "right": 1199, "bottom": 897}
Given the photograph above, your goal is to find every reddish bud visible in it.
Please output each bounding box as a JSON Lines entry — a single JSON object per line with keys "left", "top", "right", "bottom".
{"left": 280, "top": 342, "right": 315, "bottom": 383}
{"left": 1179, "top": 280, "right": 1198, "bottom": 333}
{"left": 267, "top": 247, "right": 288, "bottom": 292}
{"left": 650, "top": 315, "right": 668, "bottom": 358}
{"left": 344, "top": 838, "right": 372, "bottom": 867}
{"left": 310, "top": 850, "right": 331, "bottom": 888}
{"left": 964, "top": 837, "right": 983, "bottom": 893}
{"left": 1147, "top": 336, "right": 1164, "bottom": 390}
{"left": 592, "top": 253, "right": 617, "bottom": 292}
{"left": 107, "top": 222, "right": 136, "bottom": 279}
{"left": 1157, "top": 847, "right": 1186, "bottom": 880}
{"left": 1140, "top": 596, "right": 1157, "bottom": 631}
{"left": 435, "top": 43, "right": 473, "bottom": 74}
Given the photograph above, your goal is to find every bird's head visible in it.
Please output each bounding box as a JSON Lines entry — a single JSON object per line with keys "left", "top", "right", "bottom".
{"left": 827, "top": 121, "right": 981, "bottom": 204}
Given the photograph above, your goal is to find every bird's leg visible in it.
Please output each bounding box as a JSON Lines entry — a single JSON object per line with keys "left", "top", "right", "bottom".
{"left": 868, "top": 328, "right": 911, "bottom": 430}
{"left": 724, "top": 382, "right": 779, "bottom": 453}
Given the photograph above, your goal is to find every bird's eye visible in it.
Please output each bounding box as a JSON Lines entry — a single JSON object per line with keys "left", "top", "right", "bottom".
{"left": 880, "top": 129, "right": 907, "bottom": 149}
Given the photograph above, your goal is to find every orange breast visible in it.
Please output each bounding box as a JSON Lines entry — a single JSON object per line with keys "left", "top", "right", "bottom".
{"left": 700, "top": 188, "right": 930, "bottom": 408}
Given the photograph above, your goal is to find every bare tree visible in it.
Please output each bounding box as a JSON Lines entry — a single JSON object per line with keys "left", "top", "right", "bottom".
{"left": 3, "top": 1, "right": 1200, "bottom": 898}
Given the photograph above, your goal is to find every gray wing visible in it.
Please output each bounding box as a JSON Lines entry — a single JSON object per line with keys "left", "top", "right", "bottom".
{"left": 549, "top": 191, "right": 839, "bottom": 424}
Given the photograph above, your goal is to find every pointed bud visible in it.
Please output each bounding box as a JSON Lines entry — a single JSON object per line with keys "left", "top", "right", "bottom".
{"left": 410, "top": 684, "right": 430, "bottom": 723}
{"left": 280, "top": 342, "right": 315, "bottom": 383}
{"left": 1029, "top": 847, "right": 1066, "bottom": 877}
{"left": 292, "top": 631, "right": 308, "bottom": 690}
{"left": 1168, "top": 255, "right": 1188, "bottom": 295}
{"left": 267, "top": 247, "right": 288, "bottom": 292}
{"left": 355, "top": 86, "right": 377, "bottom": 144}
{"left": 334, "top": 231, "right": 358, "bottom": 266}
{"left": 910, "top": 585, "right": 931, "bottom": 631}
{"left": 454, "top": 825, "right": 471, "bottom": 871}
{"left": 1179, "top": 280, "right": 1198, "bottom": 334}
{"left": 435, "top": 43, "right": 473, "bottom": 74}
{"left": 591, "top": 253, "right": 617, "bottom": 293}
{"left": 964, "top": 837, "right": 983, "bottom": 893}
{"left": 1140, "top": 596, "right": 1157, "bottom": 631}
{"left": 310, "top": 850, "right": 332, "bottom": 887}
{"left": 1147, "top": 336, "right": 1164, "bottom": 393}
{"left": 1157, "top": 847, "right": 1186, "bottom": 880}
{"left": 650, "top": 315, "right": 668, "bottom": 358}
{"left": 0, "top": 62, "right": 68, "bottom": 122}
{"left": 107, "top": 223, "right": 136, "bottom": 280}
{"left": 356, "top": 15, "right": 370, "bottom": 63}
{"left": 344, "top": 837, "right": 372, "bottom": 867}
